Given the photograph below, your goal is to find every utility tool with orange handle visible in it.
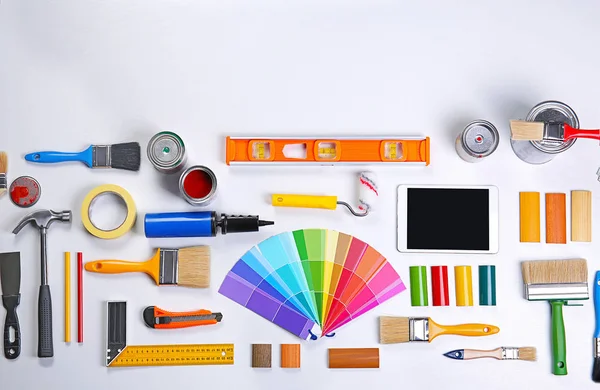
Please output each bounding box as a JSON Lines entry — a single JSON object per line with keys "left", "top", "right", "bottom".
{"left": 225, "top": 136, "right": 430, "bottom": 165}
{"left": 143, "top": 306, "right": 222, "bottom": 329}
{"left": 85, "top": 247, "right": 210, "bottom": 288}
{"left": 379, "top": 316, "right": 500, "bottom": 344}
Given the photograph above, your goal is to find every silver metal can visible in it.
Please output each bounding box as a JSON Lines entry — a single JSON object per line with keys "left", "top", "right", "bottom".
{"left": 510, "top": 101, "right": 579, "bottom": 164}
{"left": 455, "top": 120, "right": 499, "bottom": 162}
{"left": 179, "top": 165, "right": 218, "bottom": 206}
{"left": 147, "top": 131, "right": 187, "bottom": 173}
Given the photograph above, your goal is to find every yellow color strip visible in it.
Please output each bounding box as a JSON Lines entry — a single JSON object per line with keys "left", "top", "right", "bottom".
{"left": 454, "top": 266, "right": 473, "bottom": 306}
{"left": 321, "top": 230, "right": 339, "bottom": 324}
{"left": 519, "top": 192, "right": 540, "bottom": 242}
{"left": 65, "top": 252, "right": 71, "bottom": 343}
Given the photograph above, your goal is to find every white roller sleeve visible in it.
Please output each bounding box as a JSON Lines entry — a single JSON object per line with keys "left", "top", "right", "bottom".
{"left": 357, "top": 171, "right": 378, "bottom": 213}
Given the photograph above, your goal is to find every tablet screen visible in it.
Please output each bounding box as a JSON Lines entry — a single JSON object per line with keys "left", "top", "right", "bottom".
{"left": 407, "top": 188, "right": 490, "bottom": 251}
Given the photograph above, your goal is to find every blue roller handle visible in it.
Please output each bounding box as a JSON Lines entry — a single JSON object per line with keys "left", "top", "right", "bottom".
{"left": 594, "top": 271, "right": 600, "bottom": 338}
{"left": 24, "top": 146, "right": 93, "bottom": 167}
{"left": 144, "top": 211, "right": 216, "bottom": 238}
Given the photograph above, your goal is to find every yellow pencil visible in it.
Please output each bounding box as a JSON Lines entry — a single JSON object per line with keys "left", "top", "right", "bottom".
{"left": 65, "top": 252, "right": 71, "bottom": 343}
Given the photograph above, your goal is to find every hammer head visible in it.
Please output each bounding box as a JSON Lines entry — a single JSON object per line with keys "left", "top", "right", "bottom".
{"left": 12, "top": 210, "right": 72, "bottom": 234}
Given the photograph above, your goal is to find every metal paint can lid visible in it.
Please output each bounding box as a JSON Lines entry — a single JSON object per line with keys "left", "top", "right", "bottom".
{"left": 147, "top": 131, "right": 187, "bottom": 173}
{"left": 527, "top": 101, "right": 579, "bottom": 154}
{"left": 461, "top": 120, "right": 499, "bottom": 157}
{"left": 179, "top": 165, "right": 218, "bottom": 206}
{"left": 9, "top": 176, "right": 41, "bottom": 208}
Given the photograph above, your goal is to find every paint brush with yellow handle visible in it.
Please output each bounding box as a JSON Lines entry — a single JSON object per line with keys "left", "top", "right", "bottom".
{"left": 272, "top": 172, "right": 378, "bottom": 217}
{"left": 379, "top": 316, "right": 500, "bottom": 344}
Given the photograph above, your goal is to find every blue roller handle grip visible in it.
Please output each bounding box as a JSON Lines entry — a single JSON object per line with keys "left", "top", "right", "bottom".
{"left": 594, "top": 271, "right": 600, "bottom": 338}
{"left": 24, "top": 146, "right": 93, "bottom": 167}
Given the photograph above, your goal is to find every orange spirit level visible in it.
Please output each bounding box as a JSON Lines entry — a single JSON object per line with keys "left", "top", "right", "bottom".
{"left": 225, "top": 136, "right": 430, "bottom": 165}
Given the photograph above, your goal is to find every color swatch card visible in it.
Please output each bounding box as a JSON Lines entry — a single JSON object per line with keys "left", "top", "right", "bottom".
{"left": 219, "top": 229, "right": 406, "bottom": 339}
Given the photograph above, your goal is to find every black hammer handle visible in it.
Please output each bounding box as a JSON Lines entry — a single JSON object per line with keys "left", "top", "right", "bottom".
{"left": 38, "top": 285, "right": 53, "bottom": 358}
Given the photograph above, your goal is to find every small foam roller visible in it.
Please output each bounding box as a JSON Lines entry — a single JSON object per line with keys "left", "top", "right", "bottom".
{"left": 358, "top": 171, "right": 378, "bottom": 212}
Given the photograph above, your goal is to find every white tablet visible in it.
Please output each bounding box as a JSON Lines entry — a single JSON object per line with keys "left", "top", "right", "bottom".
{"left": 397, "top": 185, "right": 499, "bottom": 254}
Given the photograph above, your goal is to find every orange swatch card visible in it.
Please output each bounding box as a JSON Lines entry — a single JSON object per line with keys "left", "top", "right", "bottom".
{"left": 546, "top": 193, "right": 566, "bottom": 244}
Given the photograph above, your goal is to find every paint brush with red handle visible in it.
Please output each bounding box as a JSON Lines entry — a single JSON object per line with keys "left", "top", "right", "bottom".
{"left": 510, "top": 120, "right": 600, "bottom": 142}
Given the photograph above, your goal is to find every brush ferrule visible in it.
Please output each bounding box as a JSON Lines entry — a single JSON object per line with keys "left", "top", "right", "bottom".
{"left": 501, "top": 347, "right": 519, "bottom": 360}
{"left": 93, "top": 145, "right": 111, "bottom": 168}
{"left": 543, "top": 122, "right": 565, "bottom": 143}
{"left": 159, "top": 249, "right": 179, "bottom": 285}
{"left": 0, "top": 173, "right": 5, "bottom": 189}
{"left": 409, "top": 317, "right": 429, "bottom": 342}
{"left": 524, "top": 283, "right": 589, "bottom": 301}
{"left": 595, "top": 339, "right": 600, "bottom": 358}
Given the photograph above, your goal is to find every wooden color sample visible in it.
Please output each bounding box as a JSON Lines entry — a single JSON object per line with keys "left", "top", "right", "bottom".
{"left": 328, "top": 348, "right": 379, "bottom": 369}
{"left": 519, "top": 192, "right": 540, "bottom": 242}
{"left": 571, "top": 190, "right": 592, "bottom": 242}
{"left": 546, "top": 193, "right": 566, "bottom": 244}
{"left": 252, "top": 344, "right": 272, "bottom": 368}
{"left": 281, "top": 344, "right": 301, "bottom": 368}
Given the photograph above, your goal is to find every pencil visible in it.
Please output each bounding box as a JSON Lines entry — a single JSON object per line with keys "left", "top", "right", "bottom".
{"left": 64, "top": 252, "right": 70, "bottom": 343}
{"left": 77, "top": 252, "right": 83, "bottom": 343}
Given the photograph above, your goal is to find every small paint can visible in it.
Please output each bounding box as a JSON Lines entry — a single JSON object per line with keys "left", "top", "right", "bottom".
{"left": 455, "top": 120, "right": 499, "bottom": 162}
{"left": 179, "top": 165, "right": 217, "bottom": 206}
{"left": 9, "top": 176, "right": 41, "bottom": 208}
{"left": 510, "top": 101, "right": 579, "bottom": 164}
{"left": 147, "top": 131, "right": 187, "bottom": 173}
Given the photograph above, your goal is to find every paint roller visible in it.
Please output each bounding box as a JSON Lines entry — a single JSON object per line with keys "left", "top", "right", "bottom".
{"left": 271, "top": 172, "right": 378, "bottom": 217}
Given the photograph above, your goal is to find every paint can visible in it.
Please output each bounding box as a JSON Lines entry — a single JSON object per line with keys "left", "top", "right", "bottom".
{"left": 455, "top": 120, "right": 499, "bottom": 162}
{"left": 147, "top": 131, "right": 187, "bottom": 173}
{"left": 179, "top": 165, "right": 217, "bottom": 206}
{"left": 510, "top": 101, "right": 579, "bottom": 164}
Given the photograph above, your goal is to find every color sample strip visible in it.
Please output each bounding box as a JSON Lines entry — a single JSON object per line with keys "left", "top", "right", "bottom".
{"left": 281, "top": 344, "right": 301, "bottom": 368}
{"left": 455, "top": 266, "right": 473, "bottom": 306}
{"left": 303, "top": 229, "right": 326, "bottom": 324}
{"left": 323, "top": 233, "right": 351, "bottom": 325}
{"left": 409, "top": 266, "right": 428, "bottom": 306}
{"left": 328, "top": 348, "right": 379, "bottom": 369}
{"left": 571, "top": 190, "right": 592, "bottom": 242}
{"left": 219, "top": 271, "right": 317, "bottom": 340}
{"left": 546, "top": 193, "right": 566, "bottom": 244}
{"left": 321, "top": 230, "right": 339, "bottom": 325}
{"left": 519, "top": 192, "right": 540, "bottom": 242}
{"left": 431, "top": 266, "right": 449, "bottom": 306}
{"left": 252, "top": 344, "right": 272, "bottom": 368}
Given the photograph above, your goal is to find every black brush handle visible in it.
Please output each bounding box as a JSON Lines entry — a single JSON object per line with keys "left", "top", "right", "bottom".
{"left": 2, "top": 294, "right": 20, "bottom": 359}
{"left": 38, "top": 285, "right": 53, "bottom": 358}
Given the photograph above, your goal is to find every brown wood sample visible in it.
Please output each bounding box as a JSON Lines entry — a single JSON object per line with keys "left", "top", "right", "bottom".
{"left": 571, "top": 190, "right": 592, "bottom": 242}
{"left": 281, "top": 344, "right": 301, "bottom": 368}
{"left": 252, "top": 344, "right": 272, "bottom": 368}
{"left": 519, "top": 192, "right": 541, "bottom": 242}
{"left": 546, "top": 193, "right": 566, "bottom": 244}
{"left": 328, "top": 348, "right": 379, "bottom": 369}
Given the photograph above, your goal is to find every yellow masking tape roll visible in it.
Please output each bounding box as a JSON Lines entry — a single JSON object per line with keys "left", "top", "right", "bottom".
{"left": 81, "top": 184, "right": 136, "bottom": 239}
{"left": 454, "top": 265, "right": 473, "bottom": 306}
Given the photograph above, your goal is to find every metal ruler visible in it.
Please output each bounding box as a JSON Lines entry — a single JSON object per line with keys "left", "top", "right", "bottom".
{"left": 106, "top": 301, "right": 234, "bottom": 367}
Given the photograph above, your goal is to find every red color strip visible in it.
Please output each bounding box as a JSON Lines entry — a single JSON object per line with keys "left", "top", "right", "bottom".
{"left": 77, "top": 252, "right": 83, "bottom": 343}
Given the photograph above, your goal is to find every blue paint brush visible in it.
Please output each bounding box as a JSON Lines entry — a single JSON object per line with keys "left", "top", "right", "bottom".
{"left": 25, "top": 142, "right": 140, "bottom": 171}
{"left": 592, "top": 271, "right": 600, "bottom": 382}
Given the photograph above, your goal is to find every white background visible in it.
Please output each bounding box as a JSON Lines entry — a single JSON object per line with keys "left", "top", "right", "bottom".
{"left": 1, "top": 0, "right": 600, "bottom": 389}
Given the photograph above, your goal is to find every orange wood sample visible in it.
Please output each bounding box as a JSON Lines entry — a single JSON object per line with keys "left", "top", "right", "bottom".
{"left": 546, "top": 193, "right": 566, "bottom": 244}
{"left": 519, "top": 192, "right": 540, "bottom": 242}
{"left": 571, "top": 190, "right": 592, "bottom": 242}
{"left": 281, "top": 344, "right": 301, "bottom": 368}
{"left": 328, "top": 348, "right": 379, "bottom": 369}
{"left": 251, "top": 344, "right": 272, "bottom": 368}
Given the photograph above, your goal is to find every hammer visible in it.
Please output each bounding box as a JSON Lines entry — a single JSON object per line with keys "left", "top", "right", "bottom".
{"left": 13, "top": 210, "right": 71, "bottom": 358}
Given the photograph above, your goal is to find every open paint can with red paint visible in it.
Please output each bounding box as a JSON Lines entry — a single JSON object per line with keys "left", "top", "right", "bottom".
{"left": 179, "top": 165, "right": 218, "bottom": 206}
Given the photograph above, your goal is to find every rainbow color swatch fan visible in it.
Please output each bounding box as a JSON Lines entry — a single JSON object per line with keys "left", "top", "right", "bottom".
{"left": 219, "top": 229, "right": 406, "bottom": 340}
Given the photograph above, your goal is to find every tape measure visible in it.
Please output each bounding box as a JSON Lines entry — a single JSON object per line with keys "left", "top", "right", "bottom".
{"left": 108, "top": 343, "right": 234, "bottom": 367}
